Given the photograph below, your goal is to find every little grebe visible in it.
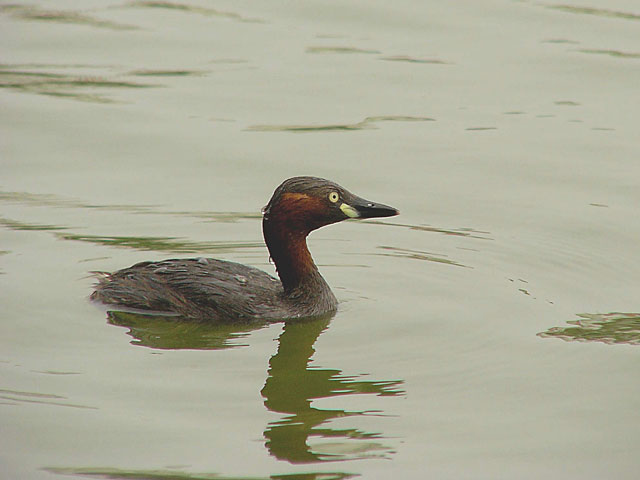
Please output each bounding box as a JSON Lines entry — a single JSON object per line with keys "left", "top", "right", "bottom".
{"left": 91, "top": 176, "right": 398, "bottom": 322}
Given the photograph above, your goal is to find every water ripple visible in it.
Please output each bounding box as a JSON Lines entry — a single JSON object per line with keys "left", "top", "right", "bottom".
{"left": 0, "top": 190, "right": 260, "bottom": 221}
{"left": 0, "top": 388, "right": 96, "bottom": 409}
{"left": 0, "top": 217, "right": 69, "bottom": 231}
{"left": 0, "top": 4, "right": 138, "bottom": 30}
{"left": 547, "top": 5, "right": 640, "bottom": 21}
{"left": 0, "top": 67, "right": 157, "bottom": 103}
{"left": 127, "top": 69, "right": 208, "bottom": 77}
{"left": 247, "top": 115, "right": 434, "bottom": 133}
{"left": 376, "top": 245, "right": 469, "bottom": 268}
{"left": 126, "top": 1, "right": 264, "bottom": 23}
{"left": 365, "top": 220, "right": 493, "bottom": 240}
{"left": 306, "top": 46, "right": 380, "bottom": 54}
{"left": 44, "top": 466, "right": 358, "bottom": 480}
{"left": 542, "top": 38, "right": 580, "bottom": 45}
{"left": 379, "top": 55, "right": 448, "bottom": 64}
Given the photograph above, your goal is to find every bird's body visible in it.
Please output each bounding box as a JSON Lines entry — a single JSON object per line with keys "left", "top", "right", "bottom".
{"left": 93, "top": 257, "right": 335, "bottom": 322}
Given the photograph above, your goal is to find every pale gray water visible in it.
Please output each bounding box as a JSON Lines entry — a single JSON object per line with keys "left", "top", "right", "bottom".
{"left": 1, "top": 1, "right": 639, "bottom": 479}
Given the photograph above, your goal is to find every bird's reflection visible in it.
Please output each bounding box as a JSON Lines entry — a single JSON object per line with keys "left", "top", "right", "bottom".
{"left": 262, "top": 316, "right": 404, "bottom": 463}
{"left": 106, "top": 310, "right": 404, "bottom": 464}
{"left": 106, "top": 310, "right": 268, "bottom": 350}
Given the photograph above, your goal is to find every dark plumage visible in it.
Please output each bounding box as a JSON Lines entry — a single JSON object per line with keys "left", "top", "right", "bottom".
{"left": 91, "top": 176, "right": 398, "bottom": 322}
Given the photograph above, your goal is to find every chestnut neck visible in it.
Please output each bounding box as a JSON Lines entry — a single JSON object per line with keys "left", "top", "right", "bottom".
{"left": 262, "top": 216, "right": 320, "bottom": 293}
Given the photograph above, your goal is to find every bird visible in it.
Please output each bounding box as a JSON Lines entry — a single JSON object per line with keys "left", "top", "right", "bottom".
{"left": 91, "top": 176, "right": 399, "bottom": 322}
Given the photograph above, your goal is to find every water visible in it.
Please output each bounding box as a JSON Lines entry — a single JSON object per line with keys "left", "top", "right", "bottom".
{"left": 2, "top": 1, "right": 639, "bottom": 479}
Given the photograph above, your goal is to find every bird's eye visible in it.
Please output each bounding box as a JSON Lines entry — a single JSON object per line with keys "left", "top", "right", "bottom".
{"left": 328, "top": 191, "right": 340, "bottom": 203}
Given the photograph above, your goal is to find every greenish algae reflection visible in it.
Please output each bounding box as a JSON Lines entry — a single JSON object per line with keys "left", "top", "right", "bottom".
{"left": 62, "top": 232, "right": 262, "bottom": 253}
{"left": 262, "top": 317, "right": 404, "bottom": 464}
{"left": 44, "top": 466, "right": 358, "bottom": 480}
{"left": 538, "top": 312, "right": 640, "bottom": 346}
{"left": 578, "top": 49, "right": 640, "bottom": 59}
{"left": 107, "top": 311, "right": 266, "bottom": 350}
{"left": 0, "top": 216, "right": 262, "bottom": 253}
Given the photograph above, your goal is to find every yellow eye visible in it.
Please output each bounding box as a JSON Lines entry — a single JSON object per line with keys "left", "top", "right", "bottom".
{"left": 328, "top": 191, "right": 340, "bottom": 203}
